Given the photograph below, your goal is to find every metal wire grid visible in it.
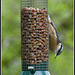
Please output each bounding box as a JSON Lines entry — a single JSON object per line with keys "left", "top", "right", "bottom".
{"left": 21, "top": 0, "right": 48, "bottom": 10}
{"left": 22, "top": 61, "right": 48, "bottom": 71}
{"left": 21, "top": 0, "right": 49, "bottom": 71}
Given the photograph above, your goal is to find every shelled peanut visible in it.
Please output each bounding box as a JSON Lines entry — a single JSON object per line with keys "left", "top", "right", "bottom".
{"left": 21, "top": 7, "right": 49, "bottom": 64}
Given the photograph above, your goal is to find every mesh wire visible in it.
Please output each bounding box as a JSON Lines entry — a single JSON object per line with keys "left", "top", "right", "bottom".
{"left": 21, "top": 0, "right": 49, "bottom": 71}
{"left": 21, "top": 0, "right": 48, "bottom": 10}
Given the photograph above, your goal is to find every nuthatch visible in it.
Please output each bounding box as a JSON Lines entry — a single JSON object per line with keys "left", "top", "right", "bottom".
{"left": 48, "top": 15, "right": 63, "bottom": 58}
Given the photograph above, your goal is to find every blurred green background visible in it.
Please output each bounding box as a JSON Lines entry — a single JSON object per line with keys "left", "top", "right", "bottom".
{"left": 2, "top": 0, "right": 73, "bottom": 75}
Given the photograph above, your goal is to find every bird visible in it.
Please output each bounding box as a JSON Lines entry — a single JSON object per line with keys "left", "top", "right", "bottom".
{"left": 48, "top": 15, "right": 63, "bottom": 58}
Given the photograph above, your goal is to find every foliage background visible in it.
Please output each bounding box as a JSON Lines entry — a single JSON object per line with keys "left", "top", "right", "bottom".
{"left": 2, "top": 0, "right": 73, "bottom": 75}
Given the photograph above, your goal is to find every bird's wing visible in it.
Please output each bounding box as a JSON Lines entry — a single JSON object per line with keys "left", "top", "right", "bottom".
{"left": 48, "top": 15, "right": 60, "bottom": 44}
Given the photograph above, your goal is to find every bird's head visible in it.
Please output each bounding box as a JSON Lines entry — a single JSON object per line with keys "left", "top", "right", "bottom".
{"left": 54, "top": 43, "right": 63, "bottom": 58}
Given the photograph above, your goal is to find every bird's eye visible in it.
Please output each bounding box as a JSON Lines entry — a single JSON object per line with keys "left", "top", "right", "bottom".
{"left": 57, "top": 50, "right": 62, "bottom": 55}
{"left": 57, "top": 44, "right": 63, "bottom": 55}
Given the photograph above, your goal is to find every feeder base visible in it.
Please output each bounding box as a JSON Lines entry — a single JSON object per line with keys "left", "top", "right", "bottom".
{"left": 21, "top": 71, "right": 51, "bottom": 75}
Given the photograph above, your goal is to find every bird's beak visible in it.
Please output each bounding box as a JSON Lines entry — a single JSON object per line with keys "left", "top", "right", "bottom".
{"left": 55, "top": 53, "right": 57, "bottom": 59}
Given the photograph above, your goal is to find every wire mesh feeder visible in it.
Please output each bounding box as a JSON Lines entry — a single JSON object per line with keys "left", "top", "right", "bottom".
{"left": 21, "top": 0, "right": 49, "bottom": 74}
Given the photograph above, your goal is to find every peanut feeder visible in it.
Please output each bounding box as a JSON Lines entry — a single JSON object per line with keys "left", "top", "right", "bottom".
{"left": 21, "top": 0, "right": 50, "bottom": 75}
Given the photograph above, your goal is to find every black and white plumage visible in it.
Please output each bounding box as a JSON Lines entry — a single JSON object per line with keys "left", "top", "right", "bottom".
{"left": 48, "top": 15, "right": 63, "bottom": 58}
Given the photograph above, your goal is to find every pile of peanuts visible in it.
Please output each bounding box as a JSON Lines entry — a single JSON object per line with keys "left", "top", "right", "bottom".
{"left": 21, "top": 7, "right": 49, "bottom": 64}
